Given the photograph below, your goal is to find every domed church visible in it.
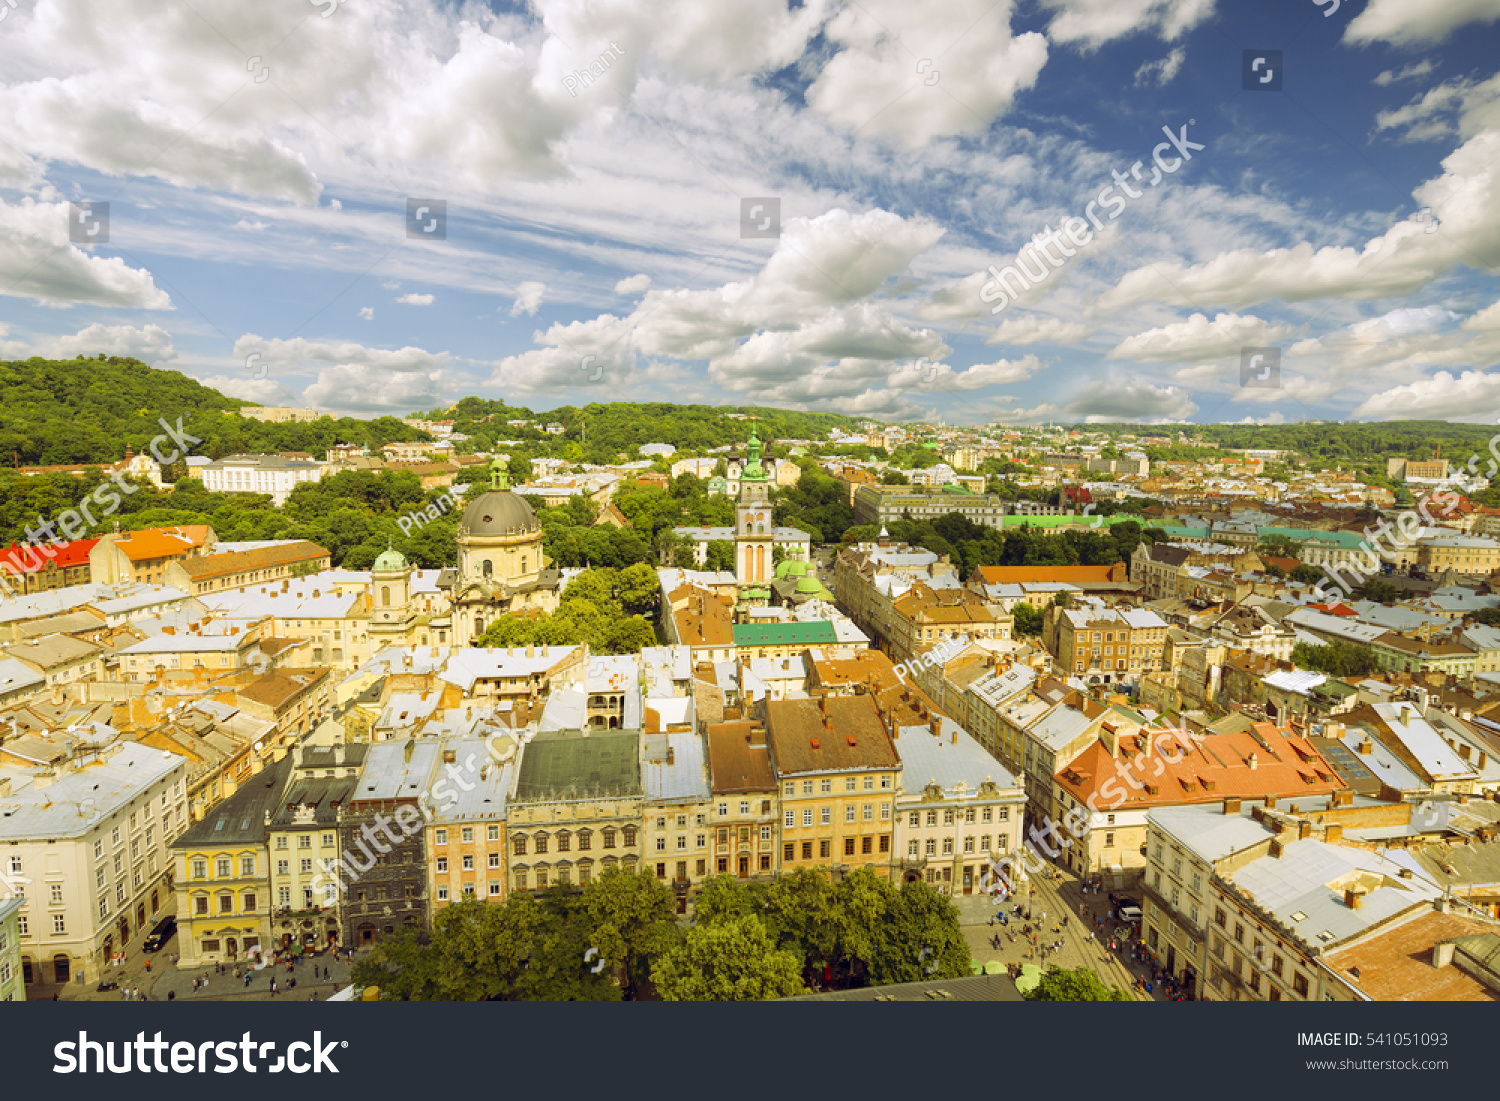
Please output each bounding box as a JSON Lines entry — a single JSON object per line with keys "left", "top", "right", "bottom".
{"left": 437, "top": 457, "right": 561, "bottom": 646}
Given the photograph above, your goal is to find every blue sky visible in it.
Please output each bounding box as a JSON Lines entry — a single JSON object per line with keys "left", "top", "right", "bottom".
{"left": 1, "top": 0, "right": 1499, "bottom": 424}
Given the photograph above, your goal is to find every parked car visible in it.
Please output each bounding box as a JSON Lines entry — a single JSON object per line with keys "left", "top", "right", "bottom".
{"left": 143, "top": 915, "right": 176, "bottom": 953}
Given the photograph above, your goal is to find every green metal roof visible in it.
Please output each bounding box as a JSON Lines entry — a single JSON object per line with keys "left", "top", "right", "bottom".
{"left": 732, "top": 620, "right": 838, "bottom": 647}
{"left": 513, "top": 729, "right": 642, "bottom": 802}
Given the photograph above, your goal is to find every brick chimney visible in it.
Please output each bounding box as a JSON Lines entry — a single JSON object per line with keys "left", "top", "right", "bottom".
{"left": 1223, "top": 797, "right": 1241, "bottom": 815}
{"left": 1325, "top": 823, "right": 1343, "bottom": 842}
{"left": 1298, "top": 820, "right": 1312, "bottom": 840}
{"left": 1344, "top": 888, "right": 1362, "bottom": 910}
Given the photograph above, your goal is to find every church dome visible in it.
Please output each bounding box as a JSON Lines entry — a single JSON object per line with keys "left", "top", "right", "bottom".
{"left": 372, "top": 545, "right": 408, "bottom": 572}
{"left": 774, "top": 558, "right": 809, "bottom": 580}
{"left": 459, "top": 491, "right": 540, "bottom": 537}
{"left": 458, "top": 457, "right": 541, "bottom": 538}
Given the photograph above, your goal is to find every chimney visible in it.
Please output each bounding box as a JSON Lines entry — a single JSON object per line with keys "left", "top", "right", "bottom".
{"left": 1432, "top": 941, "right": 1456, "bottom": 969}
{"left": 1344, "top": 889, "right": 1362, "bottom": 910}
{"left": 1248, "top": 752, "right": 1258, "bottom": 771}
{"left": 667, "top": 747, "right": 675, "bottom": 766}
{"left": 929, "top": 716, "right": 940, "bottom": 739}
{"left": 1325, "top": 823, "right": 1343, "bottom": 842}
{"left": 1298, "top": 820, "right": 1312, "bottom": 840}
{"left": 1357, "top": 738, "right": 1373, "bottom": 755}
{"left": 1269, "top": 838, "right": 1283, "bottom": 858}
{"left": 1223, "top": 797, "right": 1242, "bottom": 815}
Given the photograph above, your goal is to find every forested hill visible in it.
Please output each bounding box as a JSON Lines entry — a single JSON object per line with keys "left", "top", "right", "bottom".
{"left": 415, "top": 397, "right": 861, "bottom": 462}
{"left": 0, "top": 357, "right": 429, "bottom": 466}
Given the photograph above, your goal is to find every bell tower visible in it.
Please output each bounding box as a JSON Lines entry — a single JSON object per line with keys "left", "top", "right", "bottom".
{"left": 735, "top": 427, "right": 773, "bottom": 583}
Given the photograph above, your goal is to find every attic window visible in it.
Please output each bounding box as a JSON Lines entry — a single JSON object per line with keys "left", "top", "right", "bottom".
{"left": 1317, "top": 930, "right": 1335, "bottom": 943}
{"left": 1290, "top": 911, "right": 1307, "bottom": 923}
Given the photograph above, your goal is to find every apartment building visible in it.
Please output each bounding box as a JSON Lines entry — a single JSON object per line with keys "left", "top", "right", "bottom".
{"left": 3, "top": 741, "right": 189, "bottom": 989}
{"left": 172, "top": 757, "right": 288, "bottom": 967}
{"left": 340, "top": 739, "right": 439, "bottom": 948}
{"left": 166, "top": 541, "right": 331, "bottom": 595}
{"left": 508, "top": 729, "right": 644, "bottom": 893}
{"left": 0, "top": 538, "right": 98, "bottom": 600}
{"left": 267, "top": 770, "right": 355, "bottom": 955}
{"left": 1050, "top": 603, "right": 1168, "bottom": 686}
{"left": 1054, "top": 721, "right": 1345, "bottom": 892}
{"left": 1417, "top": 535, "right": 1500, "bottom": 576}
{"left": 640, "top": 728, "right": 712, "bottom": 911}
{"left": 426, "top": 736, "right": 515, "bottom": 911}
{"left": 117, "top": 629, "right": 265, "bottom": 683}
{"left": 852, "top": 485, "right": 1007, "bottom": 529}
{"left": 90, "top": 526, "right": 215, "bottom": 586}
{"left": 892, "top": 714, "right": 1025, "bottom": 896}
{"left": 0, "top": 634, "right": 107, "bottom": 689}
{"left": 705, "top": 720, "right": 780, "bottom": 882}
{"left": 834, "top": 539, "right": 959, "bottom": 651}
{"left": 763, "top": 694, "right": 901, "bottom": 876}
{"left": 0, "top": 899, "right": 23, "bottom": 1001}
{"left": 200, "top": 454, "right": 330, "bottom": 506}
{"left": 889, "top": 584, "right": 1011, "bottom": 666}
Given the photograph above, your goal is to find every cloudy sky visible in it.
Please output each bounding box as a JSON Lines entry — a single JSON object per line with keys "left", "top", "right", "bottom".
{"left": 1, "top": 0, "right": 1499, "bottom": 424}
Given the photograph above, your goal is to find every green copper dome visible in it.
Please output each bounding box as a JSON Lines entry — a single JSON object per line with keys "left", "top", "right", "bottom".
{"left": 373, "top": 544, "right": 408, "bottom": 572}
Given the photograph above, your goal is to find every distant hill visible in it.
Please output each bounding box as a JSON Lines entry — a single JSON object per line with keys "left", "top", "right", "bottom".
{"left": 415, "top": 397, "right": 864, "bottom": 461}
{"left": 0, "top": 356, "right": 428, "bottom": 466}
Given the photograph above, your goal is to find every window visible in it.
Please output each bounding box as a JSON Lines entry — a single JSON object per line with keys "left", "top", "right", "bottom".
{"left": 801, "top": 842, "right": 812, "bottom": 860}
{"left": 436, "top": 858, "right": 448, "bottom": 873}
{"left": 943, "top": 809, "right": 955, "bottom": 826}
{"left": 909, "top": 812, "right": 921, "bottom": 828}
{"left": 437, "top": 886, "right": 449, "bottom": 901}
{"left": 819, "top": 779, "right": 832, "bottom": 793}
{"left": 1293, "top": 973, "right": 1309, "bottom": 997}
{"left": 1271, "top": 955, "right": 1283, "bottom": 977}
{"left": 534, "top": 836, "right": 548, "bottom": 855}
{"left": 802, "top": 782, "right": 813, "bottom": 794}
{"left": 801, "top": 810, "right": 813, "bottom": 827}
{"left": 487, "top": 826, "right": 500, "bottom": 841}
{"left": 461, "top": 827, "right": 473, "bottom": 843}
{"left": 278, "top": 887, "right": 290, "bottom": 907}
{"left": 863, "top": 804, "right": 874, "bottom": 822}
{"left": 942, "top": 838, "right": 954, "bottom": 855}
{"left": 1234, "top": 923, "right": 1245, "bottom": 944}
{"left": 216, "top": 857, "right": 231, "bottom": 877}
{"left": 845, "top": 778, "right": 856, "bottom": 792}
{"left": 783, "top": 843, "right": 794, "bottom": 862}
{"left": 963, "top": 837, "right": 974, "bottom": 854}
{"left": 603, "top": 829, "right": 617, "bottom": 849}
{"left": 982, "top": 807, "right": 992, "bottom": 823}
{"left": 820, "top": 808, "right": 831, "bottom": 826}
{"left": 275, "top": 837, "right": 287, "bottom": 850}
{"left": 862, "top": 836, "right": 873, "bottom": 855}
{"left": 784, "top": 810, "right": 795, "bottom": 828}
{"left": 819, "top": 840, "right": 830, "bottom": 858}
{"left": 298, "top": 835, "right": 311, "bottom": 849}
{"left": 49, "top": 884, "right": 63, "bottom": 905}
{"left": 623, "top": 827, "right": 637, "bottom": 847}
{"left": 925, "top": 838, "right": 937, "bottom": 856}
{"left": 1104, "top": 832, "right": 1114, "bottom": 847}
{"left": 864, "top": 777, "right": 874, "bottom": 791}
{"left": 192, "top": 859, "right": 207, "bottom": 879}
{"left": 324, "top": 833, "right": 337, "bottom": 847}
{"left": 241, "top": 856, "right": 255, "bottom": 876}
{"left": 53, "top": 914, "right": 66, "bottom": 934}
{"left": 462, "top": 855, "right": 474, "bottom": 871}
{"left": 558, "top": 834, "right": 571, "bottom": 853}
{"left": 300, "top": 859, "right": 312, "bottom": 874}
{"left": 217, "top": 893, "right": 233, "bottom": 914}
{"left": 908, "top": 840, "right": 920, "bottom": 857}
{"left": 784, "top": 783, "right": 794, "bottom": 796}
{"left": 981, "top": 835, "right": 991, "bottom": 851}
{"left": 578, "top": 832, "right": 591, "bottom": 851}
{"left": 513, "top": 837, "right": 527, "bottom": 856}
{"left": 739, "top": 801, "right": 749, "bottom": 815}
{"left": 926, "top": 811, "right": 938, "bottom": 827}
{"left": 843, "top": 837, "right": 855, "bottom": 856}
{"left": 436, "top": 829, "right": 448, "bottom": 845}
{"left": 489, "top": 853, "right": 500, "bottom": 869}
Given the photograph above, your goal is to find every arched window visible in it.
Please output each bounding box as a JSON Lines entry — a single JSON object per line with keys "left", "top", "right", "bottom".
{"left": 482, "top": 560, "right": 493, "bottom": 579}
{"left": 475, "top": 616, "right": 486, "bottom": 637}
{"left": 381, "top": 586, "right": 391, "bottom": 607}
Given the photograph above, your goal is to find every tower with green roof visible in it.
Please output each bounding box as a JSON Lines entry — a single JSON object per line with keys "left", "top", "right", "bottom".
{"left": 736, "top": 425, "right": 773, "bottom": 583}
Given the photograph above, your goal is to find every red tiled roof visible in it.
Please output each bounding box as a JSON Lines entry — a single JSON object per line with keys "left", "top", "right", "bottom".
{"left": 0, "top": 538, "right": 98, "bottom": 572}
